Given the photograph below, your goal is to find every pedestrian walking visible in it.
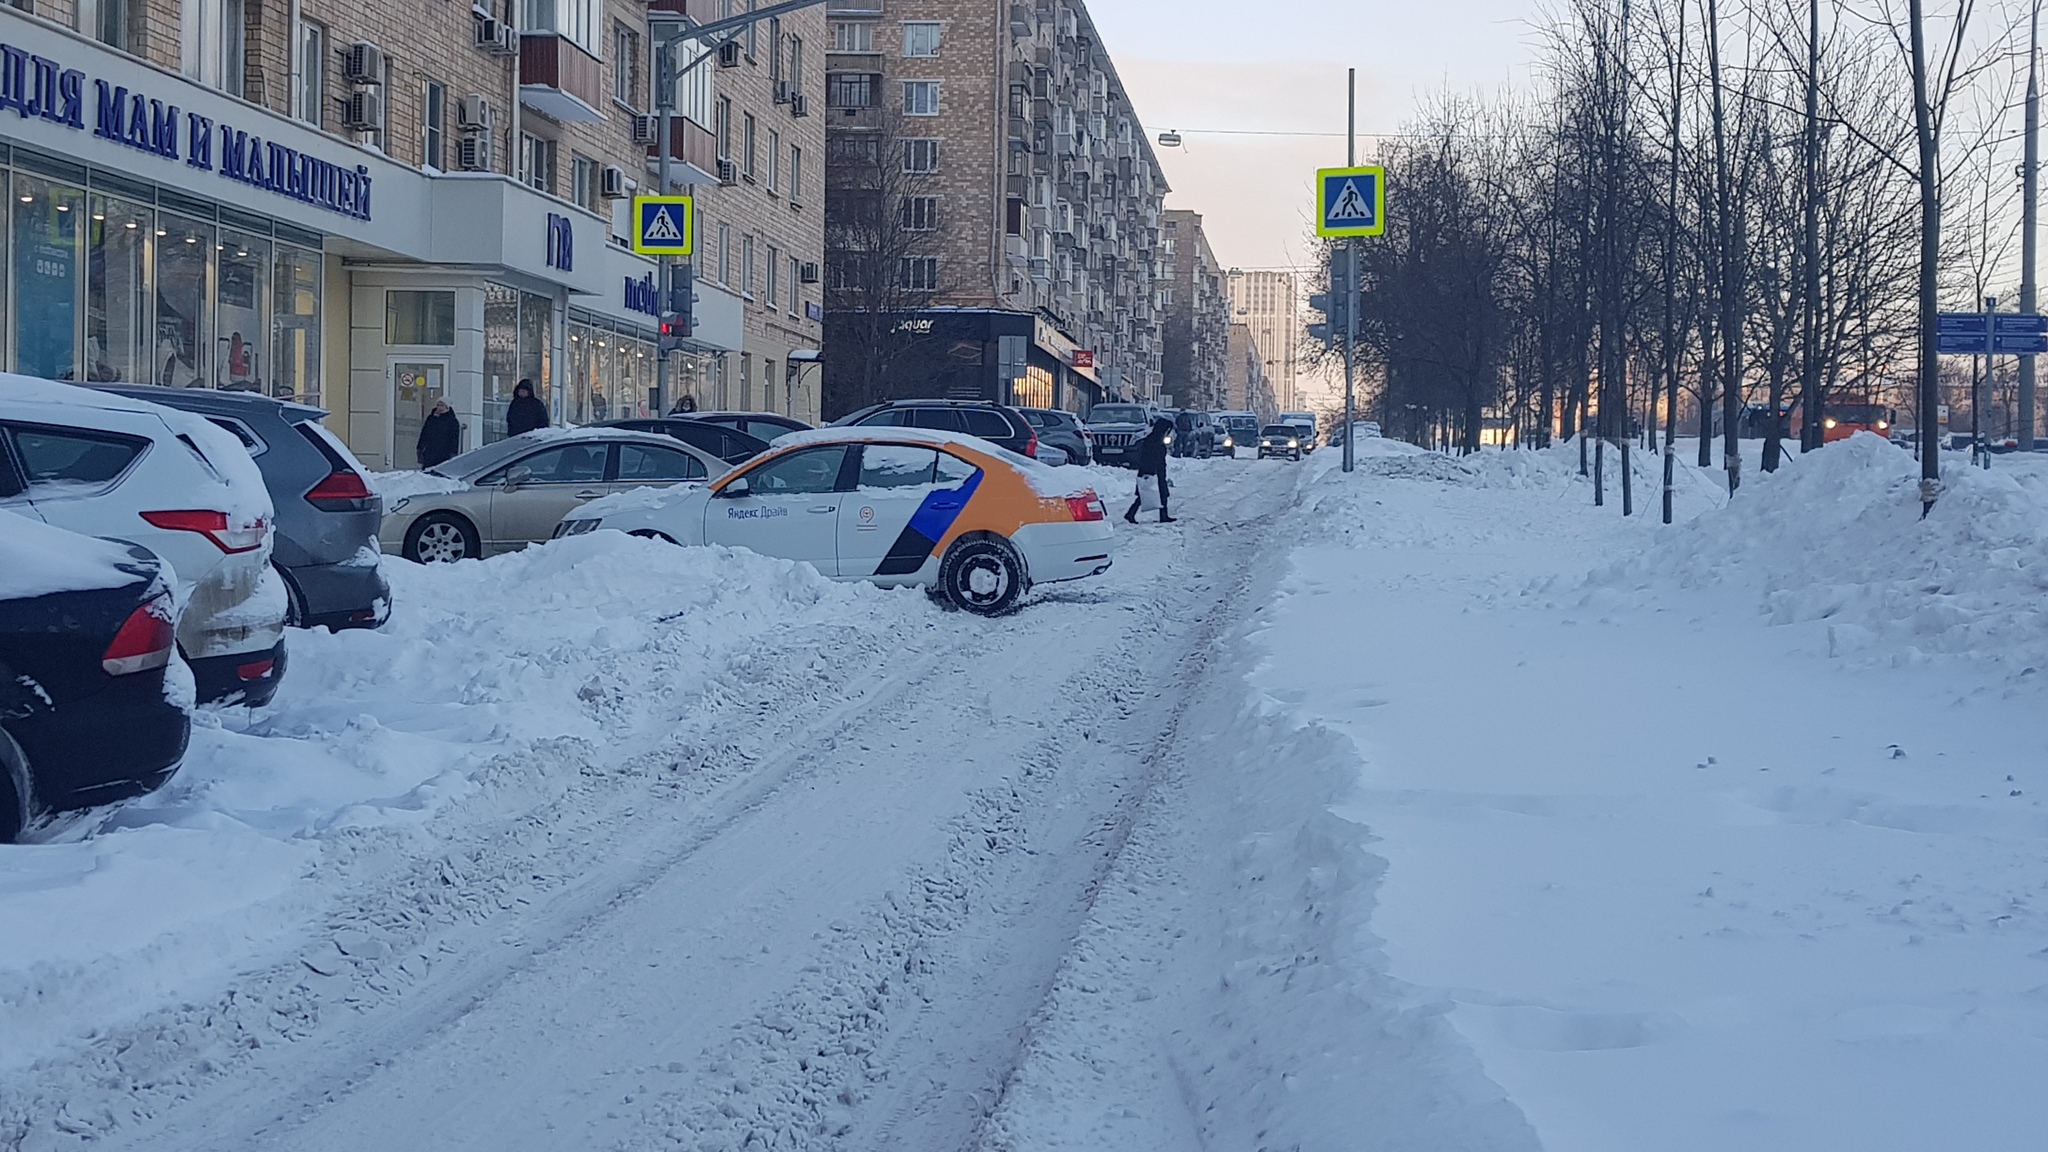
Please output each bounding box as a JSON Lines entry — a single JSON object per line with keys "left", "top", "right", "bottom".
{"left": 505, "top": 379, "right": 549, "bottom": 437}
{"left": 415, "top": 399, "right": 462, "bottom": 469}
{"left": 1125, "top": 415, "right": 1176, "bottom": 524}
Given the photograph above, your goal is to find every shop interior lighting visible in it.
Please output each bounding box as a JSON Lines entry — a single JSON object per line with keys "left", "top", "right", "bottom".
{"left": 184, "top": 235, "right": 197, "bottom": 244}
{"left": 156, "top": 228, "right": 168, "bottom": 236}
{"left": 17, "top": 195, "right": 31, "bottom": 203}
{"left": 92, "top": 212, "right": 106, "bottom": 221}
{"left": 124, "top": 221, "right": 138, "bottom": 230}
{"left": 55, "top": 204, "right": 68, "bottom": 212}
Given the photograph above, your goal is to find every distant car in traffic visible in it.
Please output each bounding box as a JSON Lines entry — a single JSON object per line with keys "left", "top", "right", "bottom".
{"left": 2, "top": 514, "right": 190, "bottom": 841}
{"left": 1017, "top": 407, "right": 1093, "bottom": 465}
{"left": 95, "top": 385, "right": 390, "bottom": 632}
{"left": 1213, "top": 411, "right": 1259, "bottom": 455}
{"left": 1279, "top": 411, "right": 1320, "bottom": 452}
{"left": 1257, "top": 424, "right": 1306, "bottom": 460}
{"left": 1171, "top": 410, "right": 1220, "bottom": 458}
{"left": 832, "top": 399, "right": 1042, "bottom": 461}
{"left": 597, "top": 417, "right": 770, "bottom": 464}
{"left": 557, "top": 426, "right": 1114, "bottom": 614}
{"left": 379, "top": 428, "right": 728, "bottom": 563}
{"left": 1083, "top": 403, "right": 1156, "bottom": 468}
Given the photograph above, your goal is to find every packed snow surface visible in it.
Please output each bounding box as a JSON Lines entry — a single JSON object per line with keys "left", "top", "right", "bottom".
{"left": 0, "top": 511, "right": 149, "bottom": 600}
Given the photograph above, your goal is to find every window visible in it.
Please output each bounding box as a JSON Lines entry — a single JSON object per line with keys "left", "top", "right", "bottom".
{"left": 524, "top": 0, "right": 600, "bottom": 55}
{"left": 718, "top": 222, "right": 732, "bottom": 284}
{"left": 767, "top": 129, "right": 781, "bottom": 191}
{"left": 422, "top": 79, "right": 446, "bottom": 170}
{"left": 572, "top": 154, "right": 598, "bottom": 210}
{"left": 935, "top": 451, "right": 978, "bottom": 486}
{"left": 520, "top": 133, "right": 557, "bottom": 193}
{"left": 182, "top": 0, "right": 245, "bottom": 93}
{"left": 765, "top": 13, "right": 777, "bottom": 76}
{"left": 903, "top": 81, "right": 940, "bottom": 116}
{"left": 789, "top": 255, "right": 800, "bottom": 312}
{"left": 743, "top": 113, "right": 757, "bottom": 180}
{"left": 826, "top": 72, "right": 876, "bottom": 108}
{"left": 716, "top": 96, "right": 733, "bottom": 158}
{"left": 744, "top": 445, "right": 848, "bottom": 494}
{"left": 901, "top": 196, "right": 937, "bottom": 231}
{"left": 616, "top": 443, "right": 708, "bottom": 482}
{"left": 902, "top": 21, "right": 941, "bottom": 57}
{"left": 788, "top": 35, "right": 803, "bottom": 90}
{"left": 742, "top": 235, "right": 755, "bottom": 297}
{"left": 899, "top": 257, "right": 938, "bottom": 290}
{"left": 77, "top": 0, "right": 134, "bottom": 50}
{"left": 766, "top": 245, "right": 779, "bottom": 304}
{"left": 387, "top": 291, "right": 456, "bottom": 346}
{"left": 832, "top": 21, "right": 873, "bottom": 51}
{"left": 790, "top": 146, "right": 802, "bottom": 204}
{"left": 961, "top": 410, "right": 1012, "bottom": 439}
{"left": 489, "top": 443, "right": 608, "bottom": 484}
{"left": 903, "top": 138, "right": 939, "bottom": 172}
{"left": 907, "top": 408, "right": 964, "bottom": 431}
{"left": 294, "top": 17, "right": 326, "bottom": 126}
{"left": 614, "top": 23, "right": 640, "bottom": 107}
{"left": 829, "top": 133, "right": 879, "bottom": 163}
{"left": 6, "top": 427, "right": 144, "bottom": 492}
{"left": 859, "top": 445, "right": 937, "bottom": 489}
{"left": 1006, "top": 198, "right": 1024, "bottom": 235}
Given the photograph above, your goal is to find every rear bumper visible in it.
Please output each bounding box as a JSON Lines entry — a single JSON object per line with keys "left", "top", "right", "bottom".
{"left": 1014, "top": 520, "right": 1116, "bottom": 585}
{"left": 288, "top": 552, "right": 392, "bottom": 630}
{"left": 189, "top": 637, "right": 288, "bottom": 708}
{"left": 6, "top": 672, "right": 189, "bottom": 813}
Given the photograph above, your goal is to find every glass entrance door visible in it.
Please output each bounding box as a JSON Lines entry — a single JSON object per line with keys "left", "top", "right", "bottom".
{"left": 392, "top": 359, "right": 449, "bottom": 469}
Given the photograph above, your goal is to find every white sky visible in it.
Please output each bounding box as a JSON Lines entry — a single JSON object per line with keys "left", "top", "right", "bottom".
{"left": 1087, "top": 0, "right": 1545, "bottom": 272}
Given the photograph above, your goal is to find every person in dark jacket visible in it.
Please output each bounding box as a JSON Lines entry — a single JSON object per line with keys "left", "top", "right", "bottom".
{"left": 669, "top": 394, "right": 697, "bottom": 415}
{"left": 505, "top": 379, "right": 549, "bottom": 437}
{"left": 416, "top": 399, "right": 462, "bottom": 468}
{"left": 1125, "top": 416, "right": 1175, "bottom": 524}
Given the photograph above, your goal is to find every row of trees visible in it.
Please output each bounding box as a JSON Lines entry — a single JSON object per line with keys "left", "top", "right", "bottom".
{"left": 1324, "top": 0, "right": 2028, "bottom": 515}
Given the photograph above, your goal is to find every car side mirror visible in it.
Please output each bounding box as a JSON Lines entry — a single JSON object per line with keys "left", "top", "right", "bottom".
{"left": 717, "top": 476, "right": 750, "bottom": 498}
{"left": 502, "top": 465, "right": 532, "bottom": 491}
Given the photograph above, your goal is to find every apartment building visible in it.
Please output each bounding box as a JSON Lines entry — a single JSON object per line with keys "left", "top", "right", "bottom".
{"left": 819, "top": 0, "right": 1166, "bottom": 417}
{"left": 1227, "top": 268, "right": 1298, "bottom": 412}
{"left": 1159, "top": 208, "right": 1226, "bottom": 410}
{"left": 0, "top": 0, "right": 822, "bottom": 468}
{"left": 1224, "top": 320, "right": 1274, "bottom": 419}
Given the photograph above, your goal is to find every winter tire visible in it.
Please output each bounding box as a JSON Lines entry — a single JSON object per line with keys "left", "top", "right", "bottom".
{"left": 276, "top": 564, "right": 308, "bottom": 628}
{"left": 404, "top": 513, "right": 480, "bottom": 564}
{"left": 938, "top": 536, "right": 1027, "bottom": 615}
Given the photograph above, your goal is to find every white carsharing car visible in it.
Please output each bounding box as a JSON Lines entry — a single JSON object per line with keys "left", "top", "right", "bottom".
{"left": 556, "top": 427, "right": 1115, "bottom": 614}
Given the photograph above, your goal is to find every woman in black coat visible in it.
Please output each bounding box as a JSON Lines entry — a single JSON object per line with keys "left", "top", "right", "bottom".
{"left": 505, "top": 379, "right": 549, "bottom": 437}
{"left": 416, "top": 399, "right": 462, "bottom": 468}
{"left": 1125, "top": 416, "right": 1176, "bottom": 524}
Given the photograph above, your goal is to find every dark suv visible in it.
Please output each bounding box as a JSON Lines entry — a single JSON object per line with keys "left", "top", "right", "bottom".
{"left": 1016, "top": 407, "right": 1092, "bottom": 465}
{"left": 1171, "top": 410, "right": 1220, "bottom": 458}
{"left": 95, "top": 386, "right": 390, "bottom": 631}
{"left": 833, "top": 400, "right": 1040, "bottom": 458}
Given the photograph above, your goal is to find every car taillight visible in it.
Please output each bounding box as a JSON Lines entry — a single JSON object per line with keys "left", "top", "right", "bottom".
{"left": 305, "top": 469, "right": 374, "bottom": 510}
{"left": 1023, "top": 432, "right": 1040, "bottom": 458}
{"left": 102, "top": 593, "right": 176, "bottom": 676}
{"left": 1065, "top": 493, "right": 1106, "bottom": 521}
{"left": 140, "top": 509, "right": 268, "bottom": 554}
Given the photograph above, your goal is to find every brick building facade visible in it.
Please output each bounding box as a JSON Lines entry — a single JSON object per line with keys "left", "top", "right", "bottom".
{"left": 1159, "top": 208, "right": 1226, "bottom": 410}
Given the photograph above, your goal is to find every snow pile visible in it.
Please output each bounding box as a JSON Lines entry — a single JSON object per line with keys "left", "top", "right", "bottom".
{"left": 367, "top": 468, "right": 468, "bottom": 502}
{"left": 1601, "top": 433, "right": 2048, "bottom": 670}
{"left": 0, "top": 510, "right": 149, "bottom": 599}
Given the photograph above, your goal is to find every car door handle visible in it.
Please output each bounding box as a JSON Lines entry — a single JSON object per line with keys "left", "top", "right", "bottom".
{"left": 928, "top": 500, "right": 962, "bottom": 510}
{"left": 575, "top": 490, "right": 604, "bottom": 499}
{"left": 809, "top": 505, "right": 837, "bottom": 514}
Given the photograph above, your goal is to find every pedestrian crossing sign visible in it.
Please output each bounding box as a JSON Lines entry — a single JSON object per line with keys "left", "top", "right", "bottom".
{"left": 1316, "top": 166, "right": 1385, "bottom": 238}
{"left": 630, "top": 195, "right": 695, "bottom": 256}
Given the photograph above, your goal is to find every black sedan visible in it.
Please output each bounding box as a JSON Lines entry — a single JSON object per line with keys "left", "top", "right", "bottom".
{"left": 598, "top": 418, "right": 769, "bottom": 464}
{"left": 1, "top": 518, "right": 190, "bottom": 841}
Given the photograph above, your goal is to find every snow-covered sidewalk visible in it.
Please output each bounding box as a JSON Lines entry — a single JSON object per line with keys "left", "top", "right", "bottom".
{"left": 1257, "top": 437, "right": 2048, "bottom": 1151}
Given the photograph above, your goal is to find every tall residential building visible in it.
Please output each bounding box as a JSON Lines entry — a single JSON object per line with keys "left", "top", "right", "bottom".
{"left": 1160, "top": 208, "right": 1227, "bottom": 409}
{"left": 820, "top": 0, "right": 1167, "bottom": 416}
{"left": 1225, "top": 321, "right": 1274, "bottom": 418}
{"left": 1228, "top": 269, "right": 1299, "bottom": 412}
{"left": 0, "top": 0, "right": 823, "bottom": 469}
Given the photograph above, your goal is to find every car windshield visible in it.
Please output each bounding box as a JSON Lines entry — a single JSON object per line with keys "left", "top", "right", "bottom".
{"left": 1089, "top": 405, "right": 1149, "bottom": 424}
{"left": 1262, "top": 426, "right": 1299, "bottom": 437}
{"left": 431, "top": 436, "right": 553, "bottom": 480}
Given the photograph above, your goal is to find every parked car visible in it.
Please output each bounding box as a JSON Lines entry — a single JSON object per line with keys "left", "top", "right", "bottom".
{"left": 0, "top": 379, "right": 288, "bottom": 707}
{"left": 1083, "top": 402, "right": 1157, "bottom": 468}
{"left": 1, "top": 513, "right": 191, "bottom": 841}
{"left": 557, "top": 426, "right": 1114, "bottom": 615}
{"left": 832, "top": 400, "right": 1040, "bottom": 460}
{"left": 686, "top": 411, "right": 815, "bottom": 441}
{"left": 598, "top": 417, "right": 770, "bottom": 464}
{"left": 1171, "top": 410, "right": 1220, "bottom": 458}
{"left": 95, "top": 385, "right": 390, "bottom": 632}
{"left": 1327, "top": 421, "right": 1383, "bottom": 448}
{"left": 1017, "top": 407, "right": 1093, "bottom": 465}
{"left": 1257, "top": 424, "right": 1307, "bottom": 460}
{"left": 380, "top": 428, "right": 729, "bottom": 562}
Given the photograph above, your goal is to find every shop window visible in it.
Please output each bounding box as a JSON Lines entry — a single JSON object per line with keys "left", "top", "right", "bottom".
{"left": 216, "top": 231, "right": 270, "bottom": 389}
{"left": 387, "top": 290, "right": 456, "bottom": 346}
{"left": 10, "top": 175, "right": 83, "bottom": 381}
{"left": 87, "top": 194, "right": 152, "bottom": 383}
{"left": 902, "top": 22, "right": 941, "bottom": 57}
{"left": 153, "top": 214, "right": 212, "bottom": 387}
{"left": 273, "top": 246, "right": 322, "bottom": 404}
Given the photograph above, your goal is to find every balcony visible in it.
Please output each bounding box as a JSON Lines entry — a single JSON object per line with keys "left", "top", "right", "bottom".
{"left": 644, "top": 116, "right": 722, "bottom": 186}
{"left": 520, "top": 34, "right": 604, "bottom": 123}
{"left": 647, "top": 0, "right": 716, "bottom": 17}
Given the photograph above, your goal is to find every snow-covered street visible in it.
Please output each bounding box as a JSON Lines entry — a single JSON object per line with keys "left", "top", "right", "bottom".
{"left": 5, "top": 440, "right": 2047, "bottom": 1150}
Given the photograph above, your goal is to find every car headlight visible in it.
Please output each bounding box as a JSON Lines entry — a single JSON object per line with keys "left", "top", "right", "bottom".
{"left": 1288, "top": 439, "right": 1299, "bottom": 447}
{"left": 1877, "top": 420, "right": 1889, "bottom": 430}
{"left": 553, "top": 519, "right": 600, "bottom": 538}
{"left": 1824, "top": 418, "right": 1837, "bottom": 429}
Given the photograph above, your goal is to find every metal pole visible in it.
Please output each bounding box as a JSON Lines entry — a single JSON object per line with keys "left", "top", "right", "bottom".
{"left": 1342, "top": 67, "right": 1357, "bottom": 474}
{"left": 2022, "top": 0, "right": 2040, "bottom": 451}
{"left": 1982, "top": 295, "right": 1995, "bottom": 468}
{"left": 655, "top": 39, "right": 675, "bottom": 414}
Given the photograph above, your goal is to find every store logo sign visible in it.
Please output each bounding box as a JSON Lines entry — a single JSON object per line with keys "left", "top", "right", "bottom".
{"left": 624, "top": 273, "right": 659, "bottom": 317}
{"left": 545, "top": 213, "right": 573, "bottom": 270}
{"left": 0, "top": 36, "right": 375, "bottom": 223}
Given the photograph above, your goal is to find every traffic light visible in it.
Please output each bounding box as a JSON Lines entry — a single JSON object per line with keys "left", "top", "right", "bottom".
{"left": 1306, "top": 251, "right": 1352, "bottom": 347}
{"left": 659, "top": 263, "right": 695, "bottom": 352}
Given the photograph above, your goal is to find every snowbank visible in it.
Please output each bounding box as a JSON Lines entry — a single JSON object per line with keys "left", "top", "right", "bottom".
{"left": 0, "top": 510, "right": 148, "bottom": 600}
{"left": 1598, "top": 433, "right": 2048, "bottom": 672}
{"left": 367, "top": 468, "right": 468, "bottom": 502}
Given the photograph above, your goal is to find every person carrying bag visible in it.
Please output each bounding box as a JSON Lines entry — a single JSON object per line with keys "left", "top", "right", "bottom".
{"left": 1124, "top": 416, "right": 1176, "bottom": 524}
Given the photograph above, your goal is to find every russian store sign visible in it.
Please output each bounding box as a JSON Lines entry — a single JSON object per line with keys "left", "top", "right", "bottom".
{"left": 0, "top": 41, "right": 373, "bottom": 222}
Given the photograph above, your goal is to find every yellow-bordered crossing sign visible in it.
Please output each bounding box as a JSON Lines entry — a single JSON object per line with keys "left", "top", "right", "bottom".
{"left": 631, "top": 195, "right": 694, "bottom": 256}
{"left": 1316, "top": 166, "right": 1385, "bottom": 238}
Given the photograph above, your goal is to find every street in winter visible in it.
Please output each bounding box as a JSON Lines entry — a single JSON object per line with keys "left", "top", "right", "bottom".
{"left": 3, "top": 0, "right": 2047, "bottom": 1148}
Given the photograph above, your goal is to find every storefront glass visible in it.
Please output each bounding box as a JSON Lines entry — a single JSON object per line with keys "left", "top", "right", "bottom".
{"left": 87, "top": 195, "right": 153, "bottom": 383}
{"left": 566, "top": 315, "right": 658, "bottom": 425}
{"left": 154, "top": 213, "right": 213, "bottom": 387}
{"left": 273, "top": 246, "right": 321, "bottom": 404}
{"left": 216, "top": 230, "right": 270, "bottom": 389}
{"left": 11, "top": 174, "right": 84, "bottom": 380}
{"left": 484, "top": 284, "right": 555, "bottom": 442}
{"left": 1015, "top": 363, "right": 1054, "bottom": 409}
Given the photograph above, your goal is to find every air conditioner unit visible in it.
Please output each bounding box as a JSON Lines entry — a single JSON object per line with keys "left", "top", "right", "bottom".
{"left": 789, "top": 93, "right": 810, "bottom": 117}
{"left": 457, "top": 133, "right": 492, "bottom": 171}
{"left": 631, "top": 114, "right": 661, "bottom": 144}
{"left": 458, "top": 94, "right": 492, "bottom": 131}
{"left": 476, "top": 17, "right": 518, "bottom": 55}
{"left": 473, "top": 16, "right": 501, "bottom": 48}
{"left": 601, "top": 165, "right": 629, "bottom": 199}
{"left": 799, "top": 261, "right": 819, "bottom": 284}
{"left": 773, "top": 80, "right": 793, "bottom": 104}
{"left": 341, "top": 89, "right": 383, "bottom": 130}
{"left": 343, "top": 41, "right": 383, "bottom": 83}
{"left": 716, "top": 40, "right": 741, "bottom": 67}
{"left": 716, "top": 158, "right": 737, "bottom": 184}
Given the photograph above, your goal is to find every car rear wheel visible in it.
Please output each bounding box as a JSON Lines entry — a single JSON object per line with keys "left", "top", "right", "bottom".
{"left": 0, "top": 728, "right": 31, "bottom": 845}
{"left": 276, "top": 564, "right": 308, "bottom": 628}
{"left": 938, "top": 536, "right": 1026, "bottom": 615}
{"left": 404, "top": 513, "right": 480, "bottom": 564}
